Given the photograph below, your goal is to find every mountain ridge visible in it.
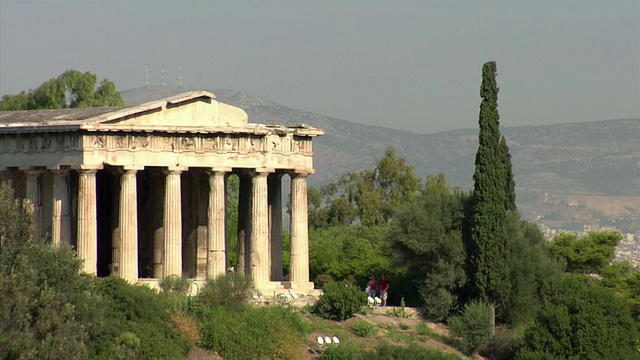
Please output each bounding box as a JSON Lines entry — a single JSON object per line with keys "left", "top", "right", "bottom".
{"left": 121, "top": 86, "right": 640, "bottom": 232}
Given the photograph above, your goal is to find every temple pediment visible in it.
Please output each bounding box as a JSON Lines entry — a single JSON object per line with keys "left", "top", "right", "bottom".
{"left": 87, "top": 91, "right": 248, "bottom": 130}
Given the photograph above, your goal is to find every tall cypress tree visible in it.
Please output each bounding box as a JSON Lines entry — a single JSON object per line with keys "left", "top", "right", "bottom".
{"left": 469, "top": 61, "right": 511, "bottom": 310}
{"left": 501, "top": 136, "right": 516, "bottom": 212}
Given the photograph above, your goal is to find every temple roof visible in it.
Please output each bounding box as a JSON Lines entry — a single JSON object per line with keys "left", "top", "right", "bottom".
{"left": 0, "top": 91, "right": 323, "bottom": 137}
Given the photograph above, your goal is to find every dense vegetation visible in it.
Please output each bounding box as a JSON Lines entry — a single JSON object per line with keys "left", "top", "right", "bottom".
{"left": 2, "top": 64, "right": 639, "bottom": 358}
{"left": 0, "top": 69, "right": 124, "bottom": 110}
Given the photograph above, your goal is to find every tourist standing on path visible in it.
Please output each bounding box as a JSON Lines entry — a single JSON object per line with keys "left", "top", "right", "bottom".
{"left": 367, "top": 276, "right": 377, "bottom": 299}
{"left": 380, "top": 275, "right": 389, "bottom": 306}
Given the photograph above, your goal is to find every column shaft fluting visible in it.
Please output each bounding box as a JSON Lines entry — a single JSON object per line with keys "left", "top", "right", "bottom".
{"left": 290, "top": 173, "right": 310, "bottom": 285}
{"left": 250, "top": 172, "right": 269, "bottom": 285}
{"left": 77, "top": 170, "right": 98, "bottom": 275}
{"left": 207, "top": 170, "right": 227, "bottom": 279}
{"left": 119, "top": 169, "right": 139, "bottom": 282}
{"left": 268, "top": 174, "right": 284, "bottom": 281}
{"left": 51, "top": 170, "right": 70, "bottom": 246}
{"left": 164, "top": 170, "right": 183, "bottom": 277}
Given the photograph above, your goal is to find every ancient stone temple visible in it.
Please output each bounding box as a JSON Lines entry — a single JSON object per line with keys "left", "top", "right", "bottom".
{"left": 0, "top": 91, "right": 323, "bottom": 293}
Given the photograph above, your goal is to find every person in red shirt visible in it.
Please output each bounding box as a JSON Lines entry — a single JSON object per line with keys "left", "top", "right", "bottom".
{"left": 380, "top": 275, "right": 389, "bottom": 306}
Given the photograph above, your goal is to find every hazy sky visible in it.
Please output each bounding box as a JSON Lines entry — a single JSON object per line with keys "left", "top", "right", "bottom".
{"left": 1, "top": 1, "right": 638, "bottom": 133}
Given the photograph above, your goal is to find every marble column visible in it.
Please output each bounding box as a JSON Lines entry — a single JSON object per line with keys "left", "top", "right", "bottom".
{"left": 77, "top": 169, "right": 98, "bottom": 275}
{"left": 268, "top": 173, "right": 284, "bottom": 281}
{"left": 163, "top": 169, "right": 183, "bottom": 277}
{"left": 119, "top": 169, "right": 139, "bottom": 282}
{"left": 250, "top": 171, "right": 269, "bottom": 286}
{"left": 51, "top": 169, "right": 70, "bottom": 246}
{"left": 25, "top": 170, "right": 43, "bottom": 239}
{"left": 207, "top": 169, "right": 227, "bottom": 279}
{"left": 289, "top": 173, "right": 312, "bottom": 289}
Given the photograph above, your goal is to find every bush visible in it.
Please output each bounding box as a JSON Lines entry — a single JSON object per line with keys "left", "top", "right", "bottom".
{"left": 198, "top": 305, "right": 306, "bottom": 360}
{"left": 398, "top": 323, "right": 410, "bottom": 330}
{"left": 160, "top": 274, "right": 193, "bottom": 294}
{"left": 313, "top": 281, "right": 366, "bottom": 321}
{"left": 314, "top": 273, "right": 334, "bottom": 289}
{"left": 352, "top": 319, "right": 376, "bottom": 337}
{"left": 196, "top": 272, "right": 254, "bottom": 311}
{"left": 447, "top": 300, "right": 491, "bottom": 355}
{"left": 89, "top": 276, "right": 192, "bottom": 359}
{"left": 516, "top": 274, "right": 639, "bottom": 359}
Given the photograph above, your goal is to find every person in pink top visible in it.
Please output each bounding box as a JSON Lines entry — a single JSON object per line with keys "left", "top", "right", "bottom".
{"left": 367, "top": 276, "right": 377, "bottom": 299}
{"left": 380, "top": 275, "right": 389, "bottom": 306}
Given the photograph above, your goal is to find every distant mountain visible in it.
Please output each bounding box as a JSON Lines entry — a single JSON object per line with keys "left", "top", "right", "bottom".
{"left": 121, "top": 86, "right": 640, "bottom": 231}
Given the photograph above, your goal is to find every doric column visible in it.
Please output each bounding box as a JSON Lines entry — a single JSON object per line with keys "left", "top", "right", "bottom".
{"left": 163, "top": 168, "right": 183, "bottom": 277}
{"left": 289, "top": 172, "right": 312, "bottom": 288}
{"left": 51, "top": 169, "right": 70, "bottom": 246}
{"left": 77, "top": 169, "right": 98, "bottom": 275}
{"left": 207, "top": 169, "right": 228, "bottom": 279}
{"left": 268, "top": 173, "right": 284, "bottom": 281}
{"left": 250, "top": 171, "right": 269, "bottom": 286}
{"left": 25, "top": 170, "right": 43, "bottom": 239}
{"left": 119, "top": 168, "right": 139, "bottom": 282}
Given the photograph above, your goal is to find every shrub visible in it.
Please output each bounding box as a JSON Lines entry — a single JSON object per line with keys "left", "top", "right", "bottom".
{"left": 89, "top": 276, "right": 192, "bottom": 359}
{"left": 352, "top": 319, "right": 376, "bottom": 337}
{"left": 198, "top": 305, "right": 306, "bottom": 360}
{"left": 388, "top": 297, "right": 409, "bottom": 318}
{"left": 160, "top": 274, "right": 192, "bottom": 294}
{"left": 196, "top": 272, "right": 254, "bottom": 311}
{"left": 447, "top": 300, "right": 491, "bottom": 355}
{"left": 171, "top": 311, "right": 201, "bottom": 344}
{"left": 314, "top": 273, "right": 334, "bottom": 289}
{"left": 398, "top": 323, "right": 410, "bottom": 330}
{"left": 313, "top": 281, "right": 366, "bottom": 321}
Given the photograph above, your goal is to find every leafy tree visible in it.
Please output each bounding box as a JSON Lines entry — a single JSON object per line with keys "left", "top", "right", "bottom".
{"left": 311, "top": 147, "right": 421, "bottom": 227}
{"left": 599, "top": 261, "right": 640, "bottom": 320}
{"left": 0, "top": 69, "right": 124, "bottom": 110}
{"left": 549, "top": 231, "right": 621, "bottom": 274}
{"left": 389, "top": 174, "right": 468, "bottom": 320}
{"left": 309, "top": 225, "right": 392, "bottom": 286}
{"left": 516, "top": 274, "right": 639, "bottom": 360}
{"left": 448, "top": 300, "right": 492, "bottom": 355}
{"left": 501, "top": 212, "right": 564, "bottom": 325}
{"left": 468, "top": 61, "right": 511, "bottom": 310}
{"left": 0, "top": 182, "right": 98, "bottom": 359}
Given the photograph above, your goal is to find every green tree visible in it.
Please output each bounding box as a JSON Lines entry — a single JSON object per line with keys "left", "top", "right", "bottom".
{"left": 389, "top": 174, "right": 468, "bottom": 319}
{"left": 549, "top": 231, "right": 621, "bottom": 274}
{"left": 311, "top": 147, "right": 421, "bottom": 227}
{"left": 0, "top": 182, "right": 96, "bottom": 359}
{"left": 516, "top": 274, "right": 639, "bottom": 360}
{"left": 0, "top": 69, "right": 124, "bottom": 110}
{"left": 501, "top": 136, "right": 516, "bottom": 212}
{"left": 600, "top": 261, "right": 640, "bottom": 320}
{"left": 468, "top": 61, "right": 511, "bottom": 310}
{"left": 501, "top": 213, "right": 564, "bottom": 326}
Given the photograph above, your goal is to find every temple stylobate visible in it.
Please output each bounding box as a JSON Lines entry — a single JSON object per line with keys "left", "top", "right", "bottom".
{"left": 0, "top": 91, "right": 323, "bottom": 293}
